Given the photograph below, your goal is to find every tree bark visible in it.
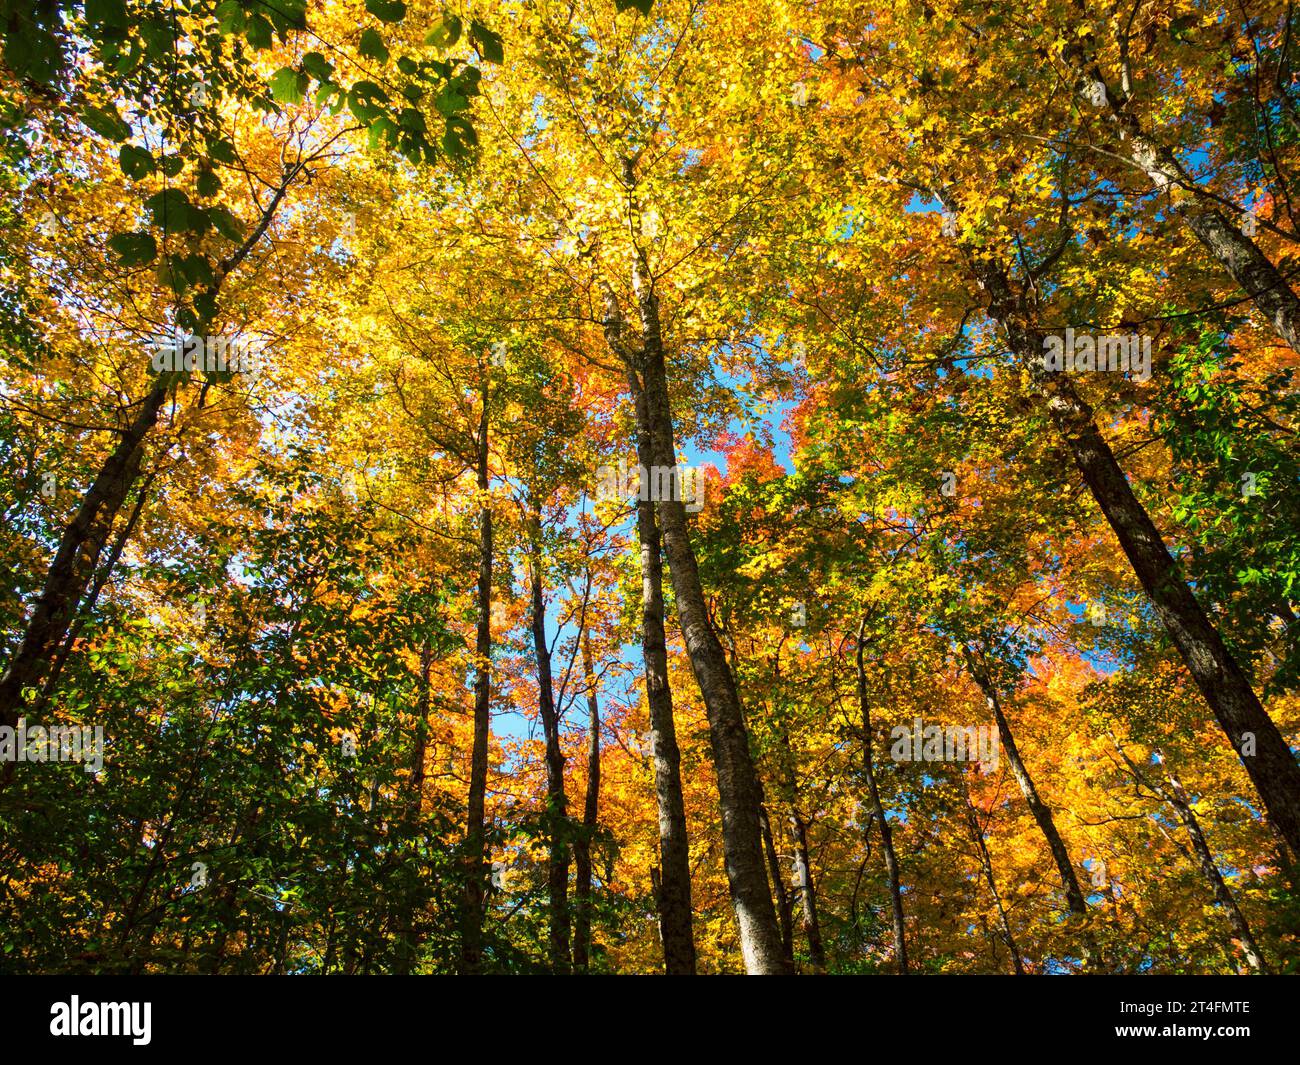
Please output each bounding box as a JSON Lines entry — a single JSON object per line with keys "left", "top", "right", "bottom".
{"left": 961, "top": 773, "right": 1024, "bottom": 975}
{"left": 572, "top": 631, "right": 601, "bottom": 973}
{"left": 460, "top": 384, "right": 493, "bottom": 974}
{"left": 787, "top": 808, "right": 825, "bottom": 972}
{"left": 963, "top": 650, "right": 1100, "bottom": 971}
{"left": 1113, "top": 738, "right": 1270, "bottom": 975}
{"left": 626, "top": 377, "right": 697, "bottom": 976}
{"left": 528, "top": 514, "right": 571, "bottom": 973}
{"left": 759, "top": 801, "right": 795, "bottom": 964}
{"left": 854, "top": 620, "right": 908, "bottom": 974}
{"left": 0, "top": 379, "right": 167, "bottom": 728}
{"left": 774, "top": 716, "right": 824, "bottom": 971}
{"left": 596, "top": 157, "right": 791, "bottom": 974}
{"left": 1161, "top": 765, "right": 1270, "bottom": 975}
{"left": 1064, "top": 40, "right": 1300, "bottom": 355}
{"left": 393, "top": 622, "right": 434, "bottom": 976}
{"left": 0, "top": 166, "right": 301, "bottom": 729}
{"left": 967, "top": 251, "right": 1300, "bottom": 859}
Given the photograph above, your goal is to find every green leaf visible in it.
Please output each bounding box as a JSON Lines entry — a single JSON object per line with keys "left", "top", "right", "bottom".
{"left": 85, "top": 0, "right": 129, "bottom": 28}
{"left": 197, "top": 168, "right": 222, "bottom": 198}
{"left": 118, "top": 144, "right": 154, "bottom": 179}
{"left": 302, "top": 51, "right": 335, "bottom": 82}
{"left": 269, "top": 65, "right": 308, "bottom": 104}
{"left": 107, "top": 231, "right": 157, "bottom": 267}
{"left": 367, "top": 115, "right": 398, "bottom": 150}
{"left": 175, "top": 253, "right": 214, "bottom": 289}
{"left": 214, "top": 0, "right": 246, "bottom": 33}
{"left": 145, "top": 188, "right": 193, "bottom": 232}
{"left": 469, "top": 21, "right": 503, "bottom": 64}
{"left": 246, "top": 13, "right": 274, "bottom": 49}
{"left": 424, "top": 15, "right": 462, "bottom": 49}
{"left": 442, "top": 115, "right": 476, "bottom": 157}
{"left": 348, "top": 80, "right": 390, "bottom": 122}
{"left": 365, "top": 0, "right": 406, "bottom": 23}
{"left": 82, "top": 104, "right": 131, "bottom": 142}
{"left": 434, "top": 85, "right": 468, "bottom": 116}
{"left": 398, "top": 108, "right": 426, "bottom": 132}
{"left": 209, "top": 206, "right": 244, "bottom": 242}
{"left": 358, "top": 28, "right": 389, "bottom": 63}
{"left": 207, "top": 138, "right": 238, "bottom": 164}
{"left": 614, "top": 0, "right": 654, "bottom": 14}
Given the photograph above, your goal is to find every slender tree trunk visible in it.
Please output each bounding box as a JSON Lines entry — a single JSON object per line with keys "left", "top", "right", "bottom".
{"left": 394, "top": 626, "right": 434, "bottom": 976}
{"left": 854, "top": 620, "right": 908, "bottom": 974}
{"left": 1161, "top": 766, "right": 1270, "bottom": 975}
{"left": 0, "top": 169, "right": 298, "bottom": 730}
{"left": 774, "top": 718, "right": 824, "bottom": 971}
{"left": 528, "top": 517, "right": 571, "bottom": 973}
{"left": 967, "top": 251, "right": 1300, "bottom": 858}
{"left": 572, "top": 631, "right": 601, "bottom": 973}
{"left": 787, "top": 808, "right": 825, "bottom": 972}
{"left": 961, "top": 773, "right": 1024, "bottom": 975}
{"left": 760, "top": 801, "right": 795, "bottom": 964}
{"left": 1113, "top": 738, "right": 1270, "bottom": 974}
{"left": 461, "top": 388, "right": 493, "bottom": 974}
{"left": 1064, "top": 40, "right": 1300, "bottom": 355}
{"left": 963, "top": 650, "right": 1100, "bottom": 971}
{"left": 0, "top": 380, "right": 167, "bottom": 728}
{"left": 600, "top": 157, "right": 791, "bottom": 974}
{"left": 626, "top": 378, "right": 697, "bottom": 975}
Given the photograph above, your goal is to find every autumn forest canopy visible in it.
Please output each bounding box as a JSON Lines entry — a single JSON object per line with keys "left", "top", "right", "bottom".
{"left": 2, "top": 0, "right": 1300, "bottom": 978}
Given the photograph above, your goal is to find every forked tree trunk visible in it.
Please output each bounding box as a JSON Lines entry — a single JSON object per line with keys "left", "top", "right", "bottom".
{"left": 1064, "top": 38, "right": 1300, "bottom": 355}
{"left": 1161, "top": 766, "right": 1270, "bottom": 975}
{"left": 527, "top": 517, "right": 571, "bottom": 973}
{"left": 0, "top": 169, "right": 300, "bottom": 729}
{"left": 760, "top": 801, "right": 795, "bottom": 964}
{"left": 1112, "top": 738, "right": 1269, "bottom": 974}
{"left": 601, "top": 158, "right": 791, "bottom": 974}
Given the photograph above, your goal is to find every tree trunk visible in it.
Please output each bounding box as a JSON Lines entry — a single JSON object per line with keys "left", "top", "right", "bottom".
{"left": 961, "top": 772, "right": 1024, "bottom": 975}
{"left": 627, "top": 377, "right": 697, "bottom": 976}
{"left": 787, "top": 808, "right": 825, "bottom": 972}
{"left": 774, "top": 718, "right": 824, "bottom": 971}
{"left": 600, "top": 158, "right": 790, "bottom": 974}
{"left": 0, "top": 169, "right": 299, "bottom": 730}
{"left": 854, "top": 620, "right": 909, "bottom": 974}
{"left": 0, "top": 379, "right": 167, "bottom": 728}
{"left": 572, "top": 631, "right": 601, "bottom": 973}
{"left": 460, "top": 386, "right": 493, "bottom": 974}
{"left": 969, "top": 252, "right": 1300, "bottom": 858}
{"left": 393, "top": 625, "right": 434, "bottom": 976}
{"left": 1113, "top": 737, "right": 1270, "bottom": 975}
{"left": 1161, "top": 765, "right": 1270, "bottom": 975}
{"left": 760, "top": 801, "right": 795, "bottom": 964}
{"left": 963, "top": 650, "right": 1100, "bottom": 971}
{"left": 1064, "top": 40, "right": 1300, "bottom": 355}
{"left": 528, "top": 516, "right": 571, "bottom": 973}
